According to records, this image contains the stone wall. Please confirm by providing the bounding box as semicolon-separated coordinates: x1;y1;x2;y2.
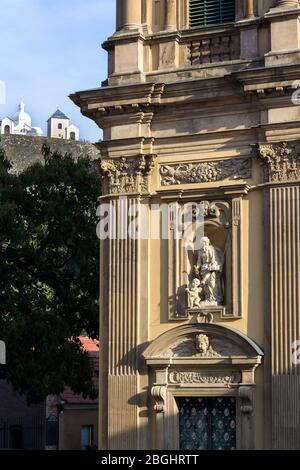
0;135;100;173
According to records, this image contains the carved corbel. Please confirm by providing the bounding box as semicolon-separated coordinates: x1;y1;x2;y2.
239;387;254;416
151;386;167;413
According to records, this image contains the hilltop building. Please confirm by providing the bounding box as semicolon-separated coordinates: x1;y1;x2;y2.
47;109;80;141
0;101;43;136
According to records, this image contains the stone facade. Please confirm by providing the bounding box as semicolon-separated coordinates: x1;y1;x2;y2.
0;134;99;173
71;0;300;450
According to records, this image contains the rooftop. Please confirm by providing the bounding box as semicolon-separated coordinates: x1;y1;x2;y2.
48;109;69;121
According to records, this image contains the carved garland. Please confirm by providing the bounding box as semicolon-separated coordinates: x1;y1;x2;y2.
160;158;251;186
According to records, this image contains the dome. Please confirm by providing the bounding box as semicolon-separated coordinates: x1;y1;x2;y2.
13;101;32;127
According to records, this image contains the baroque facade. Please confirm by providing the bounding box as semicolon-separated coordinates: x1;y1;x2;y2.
71;0;300;450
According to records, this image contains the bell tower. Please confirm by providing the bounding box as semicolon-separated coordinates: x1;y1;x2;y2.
72;0;300;450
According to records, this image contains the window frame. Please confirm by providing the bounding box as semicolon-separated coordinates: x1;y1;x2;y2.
189;0;236;29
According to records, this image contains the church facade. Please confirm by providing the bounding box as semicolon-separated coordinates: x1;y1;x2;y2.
71;0;300;450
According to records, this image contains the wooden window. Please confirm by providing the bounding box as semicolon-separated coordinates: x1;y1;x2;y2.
189;0;235;28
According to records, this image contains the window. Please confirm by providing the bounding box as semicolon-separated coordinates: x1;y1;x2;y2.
81;425;93;450
70;131;76;141
58;123;63;129
46;415;58;447
4;125;10;134
189;0;235;28
10;425;24;450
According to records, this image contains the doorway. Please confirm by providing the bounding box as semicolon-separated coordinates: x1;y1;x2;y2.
177;397;236;450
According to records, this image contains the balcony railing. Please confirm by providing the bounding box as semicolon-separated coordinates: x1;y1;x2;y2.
187;30;240;65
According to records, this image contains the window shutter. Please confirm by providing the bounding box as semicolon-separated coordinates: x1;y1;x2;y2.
189;0;235;28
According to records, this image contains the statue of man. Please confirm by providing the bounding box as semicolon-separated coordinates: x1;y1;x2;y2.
195;236;224;305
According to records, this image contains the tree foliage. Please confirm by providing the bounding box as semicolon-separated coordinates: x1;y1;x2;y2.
0;144;101;403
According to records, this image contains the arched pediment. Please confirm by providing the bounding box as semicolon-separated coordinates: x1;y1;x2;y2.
143;323;263;361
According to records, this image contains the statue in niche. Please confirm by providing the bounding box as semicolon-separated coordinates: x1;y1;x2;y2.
186;279;202;309
194;236;224;306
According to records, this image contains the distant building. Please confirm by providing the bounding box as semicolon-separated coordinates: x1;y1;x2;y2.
0;101;43;137
0;381;46;450
46;337;99;451
0;337;98;451
47;109;80;141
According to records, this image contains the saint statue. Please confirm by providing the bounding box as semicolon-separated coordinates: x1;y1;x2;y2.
194;236;224;306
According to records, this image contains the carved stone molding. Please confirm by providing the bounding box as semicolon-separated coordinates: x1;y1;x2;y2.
100;154;155;195
160;158;251;186
145;324;263;450
151;386;167;413
256;142;300;183
168;371;239;385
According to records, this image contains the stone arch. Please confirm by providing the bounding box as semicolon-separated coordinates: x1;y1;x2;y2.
143;323;263;359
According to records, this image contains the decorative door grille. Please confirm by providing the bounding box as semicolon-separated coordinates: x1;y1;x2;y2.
178;397;236;450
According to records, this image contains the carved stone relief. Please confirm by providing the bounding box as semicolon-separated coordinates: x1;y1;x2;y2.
162;334;243;358
168;371;241;385
100;154;155;195
256;141;300;183
160;158;251;186
195;334;220;357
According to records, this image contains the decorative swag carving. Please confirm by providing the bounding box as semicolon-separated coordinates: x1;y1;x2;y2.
160;158;251;186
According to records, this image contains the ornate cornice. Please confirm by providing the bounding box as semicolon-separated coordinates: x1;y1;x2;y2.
100;154;156;195
256;141;300;183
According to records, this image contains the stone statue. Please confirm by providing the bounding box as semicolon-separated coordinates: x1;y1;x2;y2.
186;278;202;308
195;334;220;357
195;236;224;306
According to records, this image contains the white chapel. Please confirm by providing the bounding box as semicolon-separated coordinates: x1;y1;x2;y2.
0;101;43;136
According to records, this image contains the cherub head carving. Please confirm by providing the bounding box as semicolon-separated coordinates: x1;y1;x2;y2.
195;334;210;354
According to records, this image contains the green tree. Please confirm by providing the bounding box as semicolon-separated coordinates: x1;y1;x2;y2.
0;144;100;404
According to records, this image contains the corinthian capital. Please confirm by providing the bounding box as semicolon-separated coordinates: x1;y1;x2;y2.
256;141;300;183
100;155;155;195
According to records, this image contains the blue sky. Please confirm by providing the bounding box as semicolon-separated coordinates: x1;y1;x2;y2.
0;0;115;142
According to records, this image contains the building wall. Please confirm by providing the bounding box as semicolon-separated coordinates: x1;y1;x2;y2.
59;407;98;450
71;0;300;450
48;118;70;139
0;381;46;450
0;134;100;173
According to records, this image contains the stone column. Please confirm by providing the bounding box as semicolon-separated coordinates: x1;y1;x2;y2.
165;0;177;30
257;142;300;449
276;0;299;7
245;0;255;18
119;0;142;30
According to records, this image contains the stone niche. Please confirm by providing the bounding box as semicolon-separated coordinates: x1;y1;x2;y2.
164;190;247;321
143;323;263;450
